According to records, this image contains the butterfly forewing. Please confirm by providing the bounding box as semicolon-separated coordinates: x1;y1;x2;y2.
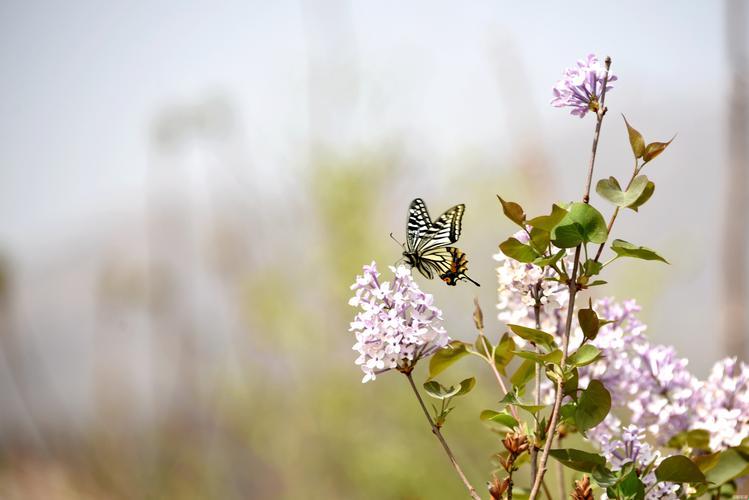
418;204;464;251
406;198;433;251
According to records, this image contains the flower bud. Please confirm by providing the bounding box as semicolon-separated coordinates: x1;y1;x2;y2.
502;431;529;456
487;475;510;500
571;475;594;500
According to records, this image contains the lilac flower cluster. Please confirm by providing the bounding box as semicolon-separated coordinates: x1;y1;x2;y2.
494;230;568;341
695;358;749;450
551;54;617;118
576;298;749;452
578;299;699;444
349;262;449;383
599;425;679;500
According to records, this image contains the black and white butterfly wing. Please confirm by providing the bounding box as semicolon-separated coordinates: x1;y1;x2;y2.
419;204;465;252
406;198;433;252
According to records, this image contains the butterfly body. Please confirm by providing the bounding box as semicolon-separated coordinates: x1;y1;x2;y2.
401;198;479;287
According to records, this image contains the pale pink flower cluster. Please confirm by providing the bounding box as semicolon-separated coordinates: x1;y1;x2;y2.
694;358;749;450
599;425;679;500
493;230;568;341
349;262;449;383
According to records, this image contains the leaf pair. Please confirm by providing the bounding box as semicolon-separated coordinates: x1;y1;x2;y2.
623;115;674;163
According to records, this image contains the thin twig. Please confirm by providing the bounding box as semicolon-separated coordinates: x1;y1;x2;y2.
528;56;612;500
530;283;543;481
404;372;482;500
593;159;640;261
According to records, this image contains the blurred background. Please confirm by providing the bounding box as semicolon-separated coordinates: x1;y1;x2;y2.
0;1;747;498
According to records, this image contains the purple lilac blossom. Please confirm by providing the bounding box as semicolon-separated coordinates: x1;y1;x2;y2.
598;425;679;500
349;262;449;383
579;298;699;445
551;54;617;118
494;229;568;342
694;357;749;450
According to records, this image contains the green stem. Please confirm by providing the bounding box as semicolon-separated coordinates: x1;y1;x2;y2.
404;372;481;500
528;55;612;500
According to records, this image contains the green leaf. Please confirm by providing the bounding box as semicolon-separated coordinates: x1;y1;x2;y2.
643;137;674;163
578;307;601;341
627;180;655;212
507;324;555;349
480;410;519;429
611;239;669;264
575;380;611;432
667;429;711;451
429;341;470;379
551;202;608;248
527;204;568;231
582;259;603;277
655;455;706;484
568;344;602;367
474;334;492;357
618;468;645;500
703;449;749;485
497;195;526;227
596;175;650;207
499;391;546;414
493;333;516;376
499;237;538;263
513;349;563;365
623;115;646;159
529;227;550;254
591;465;618;487
423;380;461;400
562;367;579;397
456;377;476;396
533;249;565;268
510;359;536;389
548;448;607;473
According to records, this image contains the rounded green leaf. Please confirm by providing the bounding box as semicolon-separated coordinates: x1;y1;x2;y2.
455;377;476;396
429;341;470;379
627;180;655;212
499;237;538;263
527;204;568;231
551;202;608;247
575;380;611;432
493;333;516;376
548;448;607;473
596;175;650;208
655;455;706;484
480;410;519;429
507;324;555;348
423;380;461;400
568;344;602;367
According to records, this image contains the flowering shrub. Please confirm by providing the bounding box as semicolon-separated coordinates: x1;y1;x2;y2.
348;55;749;499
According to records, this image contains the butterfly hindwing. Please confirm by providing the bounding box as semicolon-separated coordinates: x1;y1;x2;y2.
438;247;480;287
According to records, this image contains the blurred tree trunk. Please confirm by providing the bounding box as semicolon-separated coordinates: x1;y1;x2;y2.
722;0;748;362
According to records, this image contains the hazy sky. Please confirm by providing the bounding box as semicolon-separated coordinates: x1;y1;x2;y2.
0;1;726;254
0;1;743;374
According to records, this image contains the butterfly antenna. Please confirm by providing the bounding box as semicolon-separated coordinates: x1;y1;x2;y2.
389;232;405;249
464;274;480;287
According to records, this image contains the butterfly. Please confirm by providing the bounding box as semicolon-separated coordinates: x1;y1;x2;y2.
397;198;479;287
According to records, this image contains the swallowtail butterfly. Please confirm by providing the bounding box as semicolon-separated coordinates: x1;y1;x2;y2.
399;198;479;287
